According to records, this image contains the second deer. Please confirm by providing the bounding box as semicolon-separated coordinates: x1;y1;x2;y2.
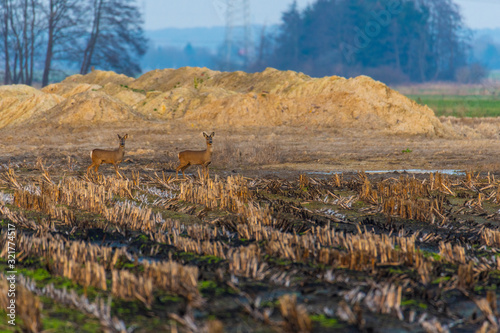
176;132;214;178
87;134;128;178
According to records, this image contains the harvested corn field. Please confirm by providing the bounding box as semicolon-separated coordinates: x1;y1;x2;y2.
1;157;500;332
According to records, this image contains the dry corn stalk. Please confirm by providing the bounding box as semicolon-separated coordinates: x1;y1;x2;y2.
279;294;312;333
112;269;154;307
228;244;268;280
0;276;43;332
143;260;202;305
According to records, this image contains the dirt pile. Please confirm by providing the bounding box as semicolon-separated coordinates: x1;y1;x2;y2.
0;68;448;136
127;67;444;135
42;82;101;98
0;85;65;128
130;67;219;92
60;70;134;87
37;90;142;125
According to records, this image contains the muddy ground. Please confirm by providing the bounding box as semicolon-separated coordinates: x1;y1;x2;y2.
1;122;500;332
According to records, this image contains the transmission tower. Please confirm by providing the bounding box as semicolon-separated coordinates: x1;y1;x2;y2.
223;0;252;70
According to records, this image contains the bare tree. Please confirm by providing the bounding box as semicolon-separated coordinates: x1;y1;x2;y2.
80;0;147;76
1;0;147;85
0;0;39;84
80;0;101;75
41;0;82;86
0;0;13;84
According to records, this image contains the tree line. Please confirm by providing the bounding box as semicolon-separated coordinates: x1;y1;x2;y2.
0;0;147;86
249;0;476;83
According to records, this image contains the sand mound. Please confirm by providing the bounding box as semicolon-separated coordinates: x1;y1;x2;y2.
205;67;312;94
99;83;147;106
37;91;141;125
62;70;134;87
42;79;147;108
42;82;102;98
279;75;443;135
127;67;445;135
0;84;42;98
136;87;233;120
0;85;65;128
130;67;219;92
0;67;449;136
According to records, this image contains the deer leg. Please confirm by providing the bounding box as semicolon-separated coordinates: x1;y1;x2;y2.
87;163;95;176
177;163;190;179
175;164;183;178
181;165;190;179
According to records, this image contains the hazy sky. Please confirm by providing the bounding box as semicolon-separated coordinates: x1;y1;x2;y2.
142;0;500;31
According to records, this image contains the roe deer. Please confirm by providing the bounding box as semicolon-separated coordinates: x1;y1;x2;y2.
87;134;128;178
176;132;214;178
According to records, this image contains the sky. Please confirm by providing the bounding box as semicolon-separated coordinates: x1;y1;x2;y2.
142;0;500;31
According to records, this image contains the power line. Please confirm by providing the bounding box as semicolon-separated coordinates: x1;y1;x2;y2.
224;0;252;70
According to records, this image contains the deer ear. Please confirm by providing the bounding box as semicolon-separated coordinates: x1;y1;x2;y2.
117;134;121;139
123;134;128;139
203;132;208;138
211;132;215;137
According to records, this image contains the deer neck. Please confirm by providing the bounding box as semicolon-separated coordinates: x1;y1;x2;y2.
117;144;125;158
206;143;213;156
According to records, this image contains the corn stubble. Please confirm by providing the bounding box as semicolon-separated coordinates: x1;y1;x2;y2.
1;163;500;332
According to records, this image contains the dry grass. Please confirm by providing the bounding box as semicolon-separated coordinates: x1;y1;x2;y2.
214;136;289;168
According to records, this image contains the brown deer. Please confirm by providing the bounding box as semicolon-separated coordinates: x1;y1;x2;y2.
87;134;128;178
176;132;214;178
